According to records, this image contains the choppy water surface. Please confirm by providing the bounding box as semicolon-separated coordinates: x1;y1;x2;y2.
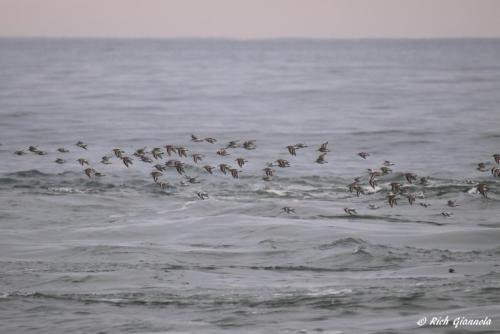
1;38;500;333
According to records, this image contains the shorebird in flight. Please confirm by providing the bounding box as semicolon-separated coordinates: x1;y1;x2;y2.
358;152;370;159
76;141;88;150
122;156;133;167
315;153;328;164
77;158;89;166
318;142;330;153
344;208;357;215
197;191;209;200
236;158;247;168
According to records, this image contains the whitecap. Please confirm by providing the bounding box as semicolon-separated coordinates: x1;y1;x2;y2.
47;187;83;193
306;288;352;297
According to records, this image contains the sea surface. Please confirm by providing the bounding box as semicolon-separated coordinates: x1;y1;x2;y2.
0;38;499;333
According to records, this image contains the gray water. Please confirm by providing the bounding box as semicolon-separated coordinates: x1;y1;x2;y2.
0;38;499;333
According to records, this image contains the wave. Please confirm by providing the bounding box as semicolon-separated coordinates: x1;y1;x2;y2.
6;169;50;178
5;289;354;310
313;215;446;225
349;129;435;137
1;170;497;208
5;241;498;278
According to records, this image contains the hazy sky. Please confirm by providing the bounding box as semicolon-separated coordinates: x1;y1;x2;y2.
1;0;500;38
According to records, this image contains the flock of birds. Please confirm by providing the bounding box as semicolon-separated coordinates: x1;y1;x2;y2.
11;134;499;218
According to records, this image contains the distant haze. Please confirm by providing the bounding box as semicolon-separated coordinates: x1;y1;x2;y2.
1;0;500;38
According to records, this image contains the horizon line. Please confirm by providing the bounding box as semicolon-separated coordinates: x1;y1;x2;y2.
1;35;500;41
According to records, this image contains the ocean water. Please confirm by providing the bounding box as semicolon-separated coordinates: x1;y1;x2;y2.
0;38;499;333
